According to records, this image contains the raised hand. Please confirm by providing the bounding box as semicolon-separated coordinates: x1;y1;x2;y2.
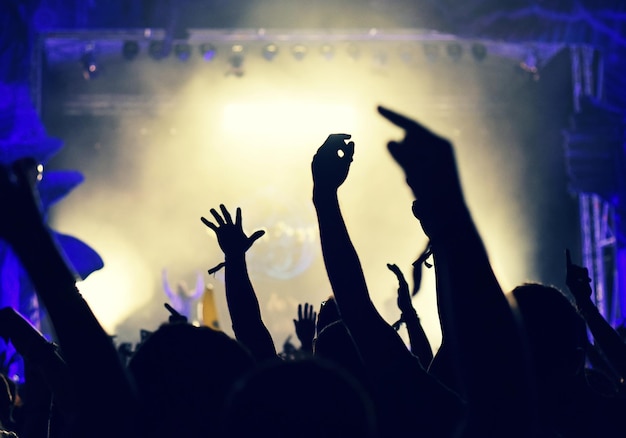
378;106;463;223
311;133;355;194
293;303;317;352
387;264;412;316
565;249;593;304
201;204;265;258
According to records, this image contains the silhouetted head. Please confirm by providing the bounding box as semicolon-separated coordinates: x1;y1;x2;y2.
314;320;368;389
220;357;377;438
316;296;341;337
510;283;586;391
128;323;255;438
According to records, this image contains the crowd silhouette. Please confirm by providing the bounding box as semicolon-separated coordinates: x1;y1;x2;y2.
0;106;625;437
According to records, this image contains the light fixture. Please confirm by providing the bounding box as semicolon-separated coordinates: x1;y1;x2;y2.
346;43;360;61
471;43;487;62
199;43;217;61
174;43;192;61
372;50;388;68
122;41;139;60
423;43;439;62
292;44;307;61
228;45;245;77
263;43;279;61
320;44;334;60
520;50;540;81
398;44;415;64
446;43;463;61
149;40;167;60
81;50;99;80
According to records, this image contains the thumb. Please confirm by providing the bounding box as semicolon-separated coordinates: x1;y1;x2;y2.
387;141;406;166
249;229;265;244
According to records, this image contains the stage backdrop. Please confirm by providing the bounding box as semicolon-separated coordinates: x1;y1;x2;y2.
39;29;578;350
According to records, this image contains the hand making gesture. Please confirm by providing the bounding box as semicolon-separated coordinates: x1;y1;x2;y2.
311;133;355;196
201;204;265;258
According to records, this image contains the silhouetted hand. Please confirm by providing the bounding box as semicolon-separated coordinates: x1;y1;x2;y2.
387;264;412;316
293;303;316;352
311;133;355;194
378;106;463;224
566;249;593;304
201;205;265;258
0;159;44;246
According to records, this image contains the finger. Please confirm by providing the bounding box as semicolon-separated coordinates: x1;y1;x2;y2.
344;141;355;161
328;133;351;141
235;207;242;226
378;106;417;130
220;204;233;224
387;141;406;164
249;229;265;244
298;304;303;320
200;217;218;232
387;263;401;277
304;303;309;318
210;208;225;226
312;311;317;322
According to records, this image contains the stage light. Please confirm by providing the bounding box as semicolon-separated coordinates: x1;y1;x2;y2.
345;43;360;61
263;43;279;61
122;41;139;60
228;45;245;77
423;43;439;62
520;50;540;80
320;44;334;60
149;40;167;60
372;50;388;68
398;44;415;64
471;43;487;62
174;43;192;61
292;44;307;61
199;43;217;61
446;43;463;61
81;50;99;80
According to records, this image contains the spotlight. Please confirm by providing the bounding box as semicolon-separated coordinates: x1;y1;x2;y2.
471;43;487;62
320;44;334;60
446;43;463;61
174;43;192;61
423;43;439;62
520;50;540;81
199;43;217;61
263;43;279;61
372;50;388;68
346;43;360;61
122;41;139;60
228;45;244;77
149;40;167;60
81;50;99;80
291;44;307;61
398;44;415;64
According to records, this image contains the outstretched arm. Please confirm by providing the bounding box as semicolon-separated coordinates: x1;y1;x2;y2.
0;159;141;437
201;204;276;362
387;263;433;367
566;250;626;380
312;134;463;438
379;107;536;437
312;134;410;363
